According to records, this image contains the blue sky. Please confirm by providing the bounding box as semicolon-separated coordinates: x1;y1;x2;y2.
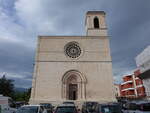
0;0;150;88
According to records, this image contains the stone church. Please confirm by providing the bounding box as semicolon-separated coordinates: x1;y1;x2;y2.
30;11;116;104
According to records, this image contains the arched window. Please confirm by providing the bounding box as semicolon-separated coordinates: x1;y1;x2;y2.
94;17;99;28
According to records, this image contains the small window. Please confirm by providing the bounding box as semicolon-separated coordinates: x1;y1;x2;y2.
94;17;99;28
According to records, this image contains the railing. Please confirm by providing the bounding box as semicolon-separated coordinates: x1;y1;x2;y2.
121;80;133;85
121;88;135;92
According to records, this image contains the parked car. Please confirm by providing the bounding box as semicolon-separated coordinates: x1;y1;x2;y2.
122;102;137;113
95;102;122;113
16;105;47;113
82;101;98;113
136;102;150;113
62;101;75;106
15;101;27;108
54;104;78;113
40;103;53;113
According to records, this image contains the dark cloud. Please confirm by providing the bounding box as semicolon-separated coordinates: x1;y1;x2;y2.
12;77;32;88
0;0;150;87
0;41;34;88
0;41;34;72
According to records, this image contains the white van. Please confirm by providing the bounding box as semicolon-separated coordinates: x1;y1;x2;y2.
0;95;16;113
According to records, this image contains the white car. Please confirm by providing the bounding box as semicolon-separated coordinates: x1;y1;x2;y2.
16;105;47;113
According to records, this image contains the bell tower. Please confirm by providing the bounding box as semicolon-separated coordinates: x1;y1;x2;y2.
85;11;107;36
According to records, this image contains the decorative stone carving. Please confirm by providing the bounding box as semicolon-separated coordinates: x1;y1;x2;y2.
65;42;81;58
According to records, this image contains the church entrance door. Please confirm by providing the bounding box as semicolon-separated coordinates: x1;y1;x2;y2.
69;84;77;100
62;70;87;100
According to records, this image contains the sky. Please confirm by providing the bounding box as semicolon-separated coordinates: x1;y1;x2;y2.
0;0;150;88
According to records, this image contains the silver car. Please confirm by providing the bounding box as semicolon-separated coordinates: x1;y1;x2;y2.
16;105;47;113
54;104;78;113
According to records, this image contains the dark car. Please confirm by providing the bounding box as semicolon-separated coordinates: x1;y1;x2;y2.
82;101;98;113
136;102;150;113
54;104;78;113
95;102;122;113
40;103;53;113
63;101;75;106
122;102;137;113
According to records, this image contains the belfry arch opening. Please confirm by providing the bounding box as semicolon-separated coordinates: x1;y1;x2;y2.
94;17;99;28
62;70;86;100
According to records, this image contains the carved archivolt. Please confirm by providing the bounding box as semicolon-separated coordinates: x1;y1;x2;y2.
62;70;87;84
61;70;87;100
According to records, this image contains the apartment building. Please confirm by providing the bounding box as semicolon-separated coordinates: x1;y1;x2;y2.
114;84;121;97
120;73;145;98
135;45;150;100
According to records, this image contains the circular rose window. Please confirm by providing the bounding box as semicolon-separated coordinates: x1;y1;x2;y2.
65;42;81;58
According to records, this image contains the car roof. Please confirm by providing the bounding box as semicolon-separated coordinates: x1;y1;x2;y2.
40;103;52;105
137;102;150;104
22;105;41;107
99;102;120;106
57;104;75;107
84;101;98;103
63;101;74;103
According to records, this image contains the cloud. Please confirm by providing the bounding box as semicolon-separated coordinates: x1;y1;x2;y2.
0;71;32;88
0;0;150;88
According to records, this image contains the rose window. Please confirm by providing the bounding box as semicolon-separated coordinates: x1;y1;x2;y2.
65;42;81;58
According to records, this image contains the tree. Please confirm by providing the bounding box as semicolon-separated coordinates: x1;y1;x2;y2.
13;88;31;102
0;75;31;102
25;88;31;102
0;75;14;97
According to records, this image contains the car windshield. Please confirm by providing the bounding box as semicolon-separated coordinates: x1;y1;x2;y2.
123;103;137;110
56;106;77;113
16;106;38;113
40;103;52;108
140;103;150;111
101;104;122;113
86;102;97;112
86;102;97;107
109;104;122;113
63;102;74;105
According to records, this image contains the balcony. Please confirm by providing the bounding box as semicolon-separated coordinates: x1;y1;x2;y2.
123;74;132;77
123;76;133;82
136;84;144;88
121;87;135;92
126;94;135;97
121;84;134;89
121;90;135;97
135;77;140;80
121;80;133;85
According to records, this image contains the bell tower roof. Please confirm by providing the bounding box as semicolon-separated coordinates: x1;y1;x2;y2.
86;11;106;15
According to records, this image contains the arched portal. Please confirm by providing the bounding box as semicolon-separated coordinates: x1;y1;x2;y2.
62;70;87;100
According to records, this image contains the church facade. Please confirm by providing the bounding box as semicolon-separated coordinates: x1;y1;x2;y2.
30;11;116;104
